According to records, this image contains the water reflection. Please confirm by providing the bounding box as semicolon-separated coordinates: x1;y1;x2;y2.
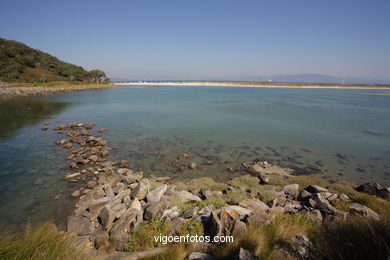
0;98;71;139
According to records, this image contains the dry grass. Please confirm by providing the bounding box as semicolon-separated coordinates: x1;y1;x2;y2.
213;213;317;259
173;177;229;192
0;222;89;260
312;216;390;260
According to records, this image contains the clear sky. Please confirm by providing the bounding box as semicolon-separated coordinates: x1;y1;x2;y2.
0;0;389;80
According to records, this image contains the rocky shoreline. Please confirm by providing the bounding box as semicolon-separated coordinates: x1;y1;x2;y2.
0;83;113;99
45;122;390;260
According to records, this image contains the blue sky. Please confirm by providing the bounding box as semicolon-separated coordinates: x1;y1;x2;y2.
0;0;389;80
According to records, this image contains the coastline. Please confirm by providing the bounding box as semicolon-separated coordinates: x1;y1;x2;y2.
0;82;115;99
114;81;390;89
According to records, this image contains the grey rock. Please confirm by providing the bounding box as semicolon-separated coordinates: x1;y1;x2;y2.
238;198;269;212
146;185;168;204
187;252;214;260
204;211;222;239
144;197;168;220
110;208;142;250
297;190;312;201
67;215;95;235
162;206;180;219
232;220;247;237
70;190;81;198
122;171;143;184
313;192;342;215
246;212;272;226
237;248;256;260
130;178;150;200
349;203;380;220
169;190;202;204
221;206;253;220
100;204;127;231
306;185;328;193
86;180;97;189
128;198;142;212
283;184;299;199
182;206;199;219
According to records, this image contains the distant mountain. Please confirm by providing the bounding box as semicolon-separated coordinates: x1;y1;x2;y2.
229;74;390;85
0;38;108;83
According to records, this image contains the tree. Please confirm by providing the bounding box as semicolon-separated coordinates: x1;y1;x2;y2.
88;69;107;83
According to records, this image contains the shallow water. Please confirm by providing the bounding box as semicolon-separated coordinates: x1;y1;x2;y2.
0;85;389;227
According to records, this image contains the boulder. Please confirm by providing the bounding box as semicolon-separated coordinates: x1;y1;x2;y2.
89;155;99;162
130;178;150;200
67;215;95;235
169;190;201;204
181;206;199;219
313;193;342;215
162;206;180;219
297;190;312;201
100;204;127;231
283;184;299;199
232;220;247;237
146;185;168;204
204;211;222;239
237;248;256;260
117;168;131;175
86;180;97;189
123;171;144;184
221;206;253;220
70;190;81;198
246;212;272;226
187;252;214;260
349;203;380;220
110;208;142;250
305;185;328;193
377;187;390;200
238;198;269;212
128;198;142;212
144;197;168;220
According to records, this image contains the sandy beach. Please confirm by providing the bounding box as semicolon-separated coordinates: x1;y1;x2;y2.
114;81;390;89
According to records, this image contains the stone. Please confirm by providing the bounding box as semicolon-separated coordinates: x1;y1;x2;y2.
118;160;128;168
220;206;253;220
297;190;312;201
123;171;143;184
169;190;202;204
204;211;222;239
89;155;99;162
356;183;382;195
144;197;168;220
232;220;247;237
128;198;142;212
187;252;214;260
70;190;81;198
130;178;150;200
283;184;299;199
64;172;81;179
237;248;256;260
162;206;180;219
63;143;73;149
313;193;342;216
290;234;313;259
306;185;328;193
189;162;197;169
246;212;272;226
238;198;269;212
146;185;168;204
338;193;350;201
349;203;380;220
110;208;142;250
181;206;199;219
117;168;131;175
67;215;95;235
86;180;97;189
302;209;323;224
100;204;127;231
377;187;390;200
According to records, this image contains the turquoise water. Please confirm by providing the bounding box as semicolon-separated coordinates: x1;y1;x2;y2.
0;85;389;227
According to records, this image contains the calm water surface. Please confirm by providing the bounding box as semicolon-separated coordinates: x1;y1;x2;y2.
0;86;389;227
